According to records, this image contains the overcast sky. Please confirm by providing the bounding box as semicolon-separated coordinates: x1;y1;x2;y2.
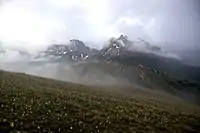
0;0;200;51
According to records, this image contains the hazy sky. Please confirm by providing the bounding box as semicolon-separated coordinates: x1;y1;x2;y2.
0;0;200;51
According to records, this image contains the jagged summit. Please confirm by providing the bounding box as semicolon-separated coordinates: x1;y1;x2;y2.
41;35;170;61
0;35;171;63
44;39;97;61
100;35;129;58
108;35;132;48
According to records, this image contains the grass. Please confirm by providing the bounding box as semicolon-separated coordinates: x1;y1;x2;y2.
0;70;200;133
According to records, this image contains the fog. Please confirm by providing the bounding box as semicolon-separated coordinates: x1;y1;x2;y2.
0;0;200;52
0;59;134;86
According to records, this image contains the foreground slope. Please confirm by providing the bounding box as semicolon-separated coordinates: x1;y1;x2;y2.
0;71;200;133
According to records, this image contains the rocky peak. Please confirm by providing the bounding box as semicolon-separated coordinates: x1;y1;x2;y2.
117;35;128;43
100;35;131;58
69;39;84;50
117;35;132;47
69;39;91;54
43;39;98;61
45;44;68;56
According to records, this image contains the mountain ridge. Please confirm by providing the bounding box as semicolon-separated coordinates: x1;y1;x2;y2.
1;35;200;82
0;35;200;104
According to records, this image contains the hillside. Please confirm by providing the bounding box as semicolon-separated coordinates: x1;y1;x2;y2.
0;70;200;133
52;61;200;104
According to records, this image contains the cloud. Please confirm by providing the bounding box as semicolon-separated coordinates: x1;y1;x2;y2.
0;0;199;51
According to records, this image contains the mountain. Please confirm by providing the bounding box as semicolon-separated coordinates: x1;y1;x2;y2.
41;35;169;60
41;39;98;61
39;35;200;82
1;35;200;104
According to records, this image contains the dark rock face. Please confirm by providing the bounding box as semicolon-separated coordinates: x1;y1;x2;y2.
69;39;91;54
98;35;133;59
44;39;98;61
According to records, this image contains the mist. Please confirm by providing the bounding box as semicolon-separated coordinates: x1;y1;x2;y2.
0;59;133;87
0;0;200;83
0;0;200;52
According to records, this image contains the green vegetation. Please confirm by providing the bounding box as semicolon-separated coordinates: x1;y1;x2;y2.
0;70;200;133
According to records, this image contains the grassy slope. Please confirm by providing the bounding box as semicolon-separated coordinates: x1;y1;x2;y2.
0;70;200;133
